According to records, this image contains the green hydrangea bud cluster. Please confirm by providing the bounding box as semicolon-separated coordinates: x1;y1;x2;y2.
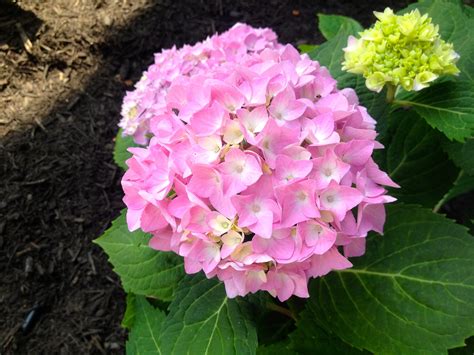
342;8;460;93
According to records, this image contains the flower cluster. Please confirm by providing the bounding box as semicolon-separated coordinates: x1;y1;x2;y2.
120;24;280;144
342;8;459;92
122;24;397;301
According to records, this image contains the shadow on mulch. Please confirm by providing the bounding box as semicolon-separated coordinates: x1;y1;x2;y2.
0;0;42;49
1;0;415;353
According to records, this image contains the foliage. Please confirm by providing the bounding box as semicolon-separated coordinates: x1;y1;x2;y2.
159;275;258;355
377;109;458;207
317;13;363;41
95;211;185;301
307;204;474;354
100;1;474;354
113;129;139;170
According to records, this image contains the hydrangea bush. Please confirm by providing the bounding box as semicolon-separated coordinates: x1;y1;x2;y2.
97;2;474;354
120;24;398;301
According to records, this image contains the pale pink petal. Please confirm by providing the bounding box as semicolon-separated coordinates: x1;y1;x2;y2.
210;80;245;113
319;181;363;221
149;227;174;251
274;155;313;185
298;220;337;254
276;180;320;228
344;237;366;258
268;86;307;123
190;102;226;136
307;247;352;277
187;165;223;198
335;140;375;166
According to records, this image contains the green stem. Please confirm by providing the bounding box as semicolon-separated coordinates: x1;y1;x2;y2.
392;99;413;108
433;170;464;213
266;302;297;321
386;84;397;104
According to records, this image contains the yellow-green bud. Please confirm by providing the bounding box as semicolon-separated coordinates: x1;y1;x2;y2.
342;8;460;93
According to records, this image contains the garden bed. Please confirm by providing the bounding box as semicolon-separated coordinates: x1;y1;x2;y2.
2;0;438;353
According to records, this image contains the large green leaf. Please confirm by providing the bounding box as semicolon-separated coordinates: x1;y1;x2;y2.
159;274;258;355
317;14;363;41
308;23;351;78
257;340;293;355
122;293;137;329
401;0;474;82
450;336;474;355
465;4;474;19
378;109;458;207
307;204;474;354
113;129;140;170
297;44;318;54
288;307;367;355
309;24;387;120
394;81;474;142
443;138;474;175
95;211;184;301
126;296;166;355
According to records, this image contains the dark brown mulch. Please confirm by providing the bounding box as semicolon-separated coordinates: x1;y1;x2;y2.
1;0;419;353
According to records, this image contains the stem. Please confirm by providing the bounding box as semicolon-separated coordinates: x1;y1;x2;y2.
266;302;297;321
386;84;396;104
392;99;413;108
433;170;464;213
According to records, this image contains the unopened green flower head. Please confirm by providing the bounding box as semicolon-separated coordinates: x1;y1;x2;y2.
342;8;460;93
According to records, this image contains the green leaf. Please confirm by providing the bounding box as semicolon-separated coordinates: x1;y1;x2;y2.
465;5;474;19
255;309;294;346
450;336;474;354
126;296;165;355
297;44;318;54
309;24;355;81
443;138;474;175
378;109;458;207
309;24;387;119
257;339;293;355
317;14;363;41
122;293;136;329
400;1;474;82
308;204;474;354
113;129;139;170
95;211;184;301
394;81;474;142
289;307;367;355
159;274;258;355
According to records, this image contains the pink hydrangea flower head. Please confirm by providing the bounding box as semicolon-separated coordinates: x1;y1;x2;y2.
121;25;396;301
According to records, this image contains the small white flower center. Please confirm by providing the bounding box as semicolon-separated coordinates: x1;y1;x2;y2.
252;204;261;213
311;224;323;236
127;105;138;119
297;191;307;202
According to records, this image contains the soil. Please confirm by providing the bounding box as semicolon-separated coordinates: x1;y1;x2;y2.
6;0;462;353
